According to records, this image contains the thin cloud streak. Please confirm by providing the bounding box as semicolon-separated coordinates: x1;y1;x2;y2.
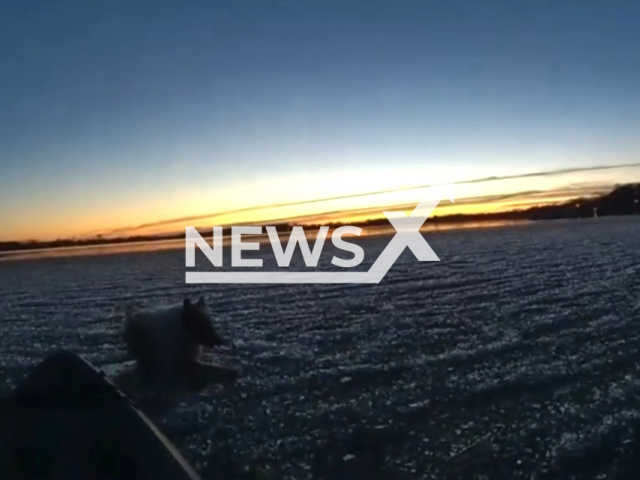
102;162;640;236
260;184;611;227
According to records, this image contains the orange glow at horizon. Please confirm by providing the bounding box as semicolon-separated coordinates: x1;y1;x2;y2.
2;164;636;243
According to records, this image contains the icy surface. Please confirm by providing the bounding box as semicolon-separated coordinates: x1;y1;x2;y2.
1;217;640;479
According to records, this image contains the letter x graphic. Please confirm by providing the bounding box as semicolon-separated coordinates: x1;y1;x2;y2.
366;182;455;281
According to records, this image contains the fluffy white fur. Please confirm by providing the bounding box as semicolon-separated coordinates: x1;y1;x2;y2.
123;303;197;383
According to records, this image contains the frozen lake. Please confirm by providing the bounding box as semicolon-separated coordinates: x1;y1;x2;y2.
1;217;640;479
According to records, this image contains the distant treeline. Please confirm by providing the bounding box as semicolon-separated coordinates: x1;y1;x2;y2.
351;182;640;227
2;183;639;254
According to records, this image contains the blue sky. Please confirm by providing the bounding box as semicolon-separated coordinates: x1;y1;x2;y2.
1;0;639;241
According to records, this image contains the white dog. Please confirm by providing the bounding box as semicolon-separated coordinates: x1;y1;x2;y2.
122;297;223;387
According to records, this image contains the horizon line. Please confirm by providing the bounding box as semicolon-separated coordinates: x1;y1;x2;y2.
96;162;640;238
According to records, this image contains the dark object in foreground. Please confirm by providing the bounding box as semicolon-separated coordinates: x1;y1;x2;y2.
0;351;202;480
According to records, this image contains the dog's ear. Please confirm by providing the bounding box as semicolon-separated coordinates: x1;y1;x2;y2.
197;297;205;308
181;300;197;332
182;299;194;327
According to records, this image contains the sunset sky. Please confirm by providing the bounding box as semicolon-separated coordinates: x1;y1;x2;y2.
1;0;639;242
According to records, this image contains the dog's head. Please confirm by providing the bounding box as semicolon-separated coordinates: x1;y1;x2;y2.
181;297;223;347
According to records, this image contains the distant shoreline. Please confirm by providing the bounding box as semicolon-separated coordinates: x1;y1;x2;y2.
0;217;533;256
0;219;531;262
2;215;640;263
1;183;638;256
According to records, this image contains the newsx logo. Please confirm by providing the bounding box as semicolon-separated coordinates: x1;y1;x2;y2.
185;182;454;284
